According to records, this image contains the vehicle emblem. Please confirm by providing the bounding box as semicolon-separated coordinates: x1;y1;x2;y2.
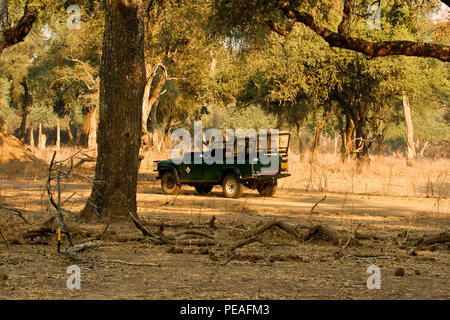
186;166;191;174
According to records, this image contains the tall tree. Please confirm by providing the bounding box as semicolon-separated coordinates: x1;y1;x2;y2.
402;91;416;166
0;0;39;133
80;0;146;220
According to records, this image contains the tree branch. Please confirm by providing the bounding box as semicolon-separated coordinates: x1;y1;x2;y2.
266;20;291;37
275;0;450;62
3;0;38;50
338;0;354;34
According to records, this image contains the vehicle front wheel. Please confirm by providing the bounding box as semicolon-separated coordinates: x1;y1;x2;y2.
222;174;244;199
161;171;180;195
257;181;278;197
194;185;214;195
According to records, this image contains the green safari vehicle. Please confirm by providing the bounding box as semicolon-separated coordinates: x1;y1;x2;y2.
154;131;291;198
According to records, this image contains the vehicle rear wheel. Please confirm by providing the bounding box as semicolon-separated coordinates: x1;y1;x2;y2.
222;174;244;199
257;181;278;197
161;171;180;195
194;185;214;195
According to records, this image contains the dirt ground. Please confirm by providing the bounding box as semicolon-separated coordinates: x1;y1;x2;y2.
0;153;449;300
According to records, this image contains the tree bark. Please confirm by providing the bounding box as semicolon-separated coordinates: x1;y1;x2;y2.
294;120;306;161
0;0;8;53
18;80;31;142
342;112;355;162
80;0;146;220
55;118;60;150
309;105;331;163
150;99;159;148
88;107;97;149
375;133;385;158
28;124;34;147
402;91;416;166
139;71;166;162
67;121;73;142
0;109;6;133
37;122;46;150
79;106;96;148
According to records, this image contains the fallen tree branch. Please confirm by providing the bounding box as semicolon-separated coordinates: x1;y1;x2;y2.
104;259;160;267
0;204;30;224
62;240;102;253
416;231;450;246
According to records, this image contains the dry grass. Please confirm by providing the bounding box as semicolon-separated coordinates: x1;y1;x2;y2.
26;145;450;200
285;152;449;199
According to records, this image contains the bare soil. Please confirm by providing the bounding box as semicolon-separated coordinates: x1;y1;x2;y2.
0;154;449;300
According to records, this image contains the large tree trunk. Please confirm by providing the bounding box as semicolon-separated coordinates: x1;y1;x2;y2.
80;0;145;220
402;91;416;166
309;105;331;163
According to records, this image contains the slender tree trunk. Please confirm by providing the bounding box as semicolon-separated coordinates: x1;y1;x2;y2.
55;118;60;150
79;106;96;148
19;80;31;142
334;134;338;157
67;121;73;142
343;112;355;162
28;124;34;147
139;65;153;160
139;72;166;161
309;105;331;163
80;0;146;220
354;123;370;165
375;133;385;158
38;122;46;150
295;120;306;161
402;91;416;166
150;99;159;148
88;107;97;149
0;109;6;133
19;106;28;142
0;0;8;54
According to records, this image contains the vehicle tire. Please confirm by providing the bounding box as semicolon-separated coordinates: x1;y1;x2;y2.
194;185;214;195
257;181;278;197
222;174;244;199
161;171;180;195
